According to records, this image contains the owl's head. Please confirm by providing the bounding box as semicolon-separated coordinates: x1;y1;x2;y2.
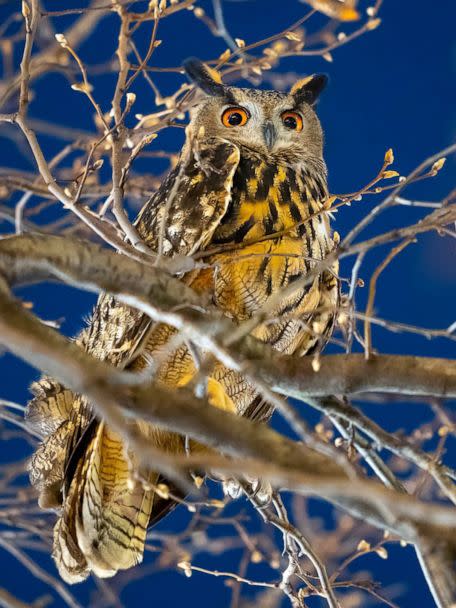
183;58;327;165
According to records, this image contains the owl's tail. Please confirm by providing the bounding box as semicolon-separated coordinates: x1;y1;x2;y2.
27;379;162;583
53;421;156;584
27;373;235;583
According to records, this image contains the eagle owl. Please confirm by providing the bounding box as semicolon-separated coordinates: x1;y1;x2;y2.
26;59;339;583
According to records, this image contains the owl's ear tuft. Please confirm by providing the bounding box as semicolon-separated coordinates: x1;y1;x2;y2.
290;74;328;106
183;58;226;97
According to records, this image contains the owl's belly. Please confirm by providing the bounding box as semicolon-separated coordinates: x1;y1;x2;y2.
210;233;333;354
211;236;308;320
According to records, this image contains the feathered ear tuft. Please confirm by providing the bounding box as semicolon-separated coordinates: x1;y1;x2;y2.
290;74;328;106
183;57;226;97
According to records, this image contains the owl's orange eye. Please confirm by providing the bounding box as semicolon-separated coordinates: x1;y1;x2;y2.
221;107;250;127
281;111;303;132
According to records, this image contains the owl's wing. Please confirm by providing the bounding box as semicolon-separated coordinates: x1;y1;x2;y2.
25;307;151;510
27;137;240;583
136;136;240;256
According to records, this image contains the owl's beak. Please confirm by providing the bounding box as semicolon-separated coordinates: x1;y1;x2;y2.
262;122;276;150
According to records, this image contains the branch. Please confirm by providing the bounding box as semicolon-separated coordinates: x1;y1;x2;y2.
0;238;455;556
1;235;455;400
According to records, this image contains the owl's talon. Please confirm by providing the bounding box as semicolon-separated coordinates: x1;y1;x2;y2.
222;478;243;500
247;477;273;506
220;475;272;506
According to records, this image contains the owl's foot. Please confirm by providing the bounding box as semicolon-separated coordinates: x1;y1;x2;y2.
246;477;274;506
222;476;273;506
222;478;243;500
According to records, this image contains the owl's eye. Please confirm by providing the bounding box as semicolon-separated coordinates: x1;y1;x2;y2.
281;111;303;132
221;107;250;127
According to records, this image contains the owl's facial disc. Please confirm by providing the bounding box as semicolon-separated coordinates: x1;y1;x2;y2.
215;100;308;154
184;58;326;161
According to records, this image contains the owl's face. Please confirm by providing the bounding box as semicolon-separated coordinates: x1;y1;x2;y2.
184;60;327;166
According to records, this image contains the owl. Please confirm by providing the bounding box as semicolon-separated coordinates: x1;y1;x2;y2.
26;59;340;583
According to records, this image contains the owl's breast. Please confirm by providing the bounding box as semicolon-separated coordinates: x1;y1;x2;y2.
211;237;308;319
195;159;337;355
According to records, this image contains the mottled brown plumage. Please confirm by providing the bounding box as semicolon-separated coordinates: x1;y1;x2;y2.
26;59;339;583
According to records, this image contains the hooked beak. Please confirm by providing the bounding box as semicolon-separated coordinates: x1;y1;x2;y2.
262;121;276;150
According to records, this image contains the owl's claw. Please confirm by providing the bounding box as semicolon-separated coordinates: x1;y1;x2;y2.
222;478;243;500
249;477;273;506
221;475;273;506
